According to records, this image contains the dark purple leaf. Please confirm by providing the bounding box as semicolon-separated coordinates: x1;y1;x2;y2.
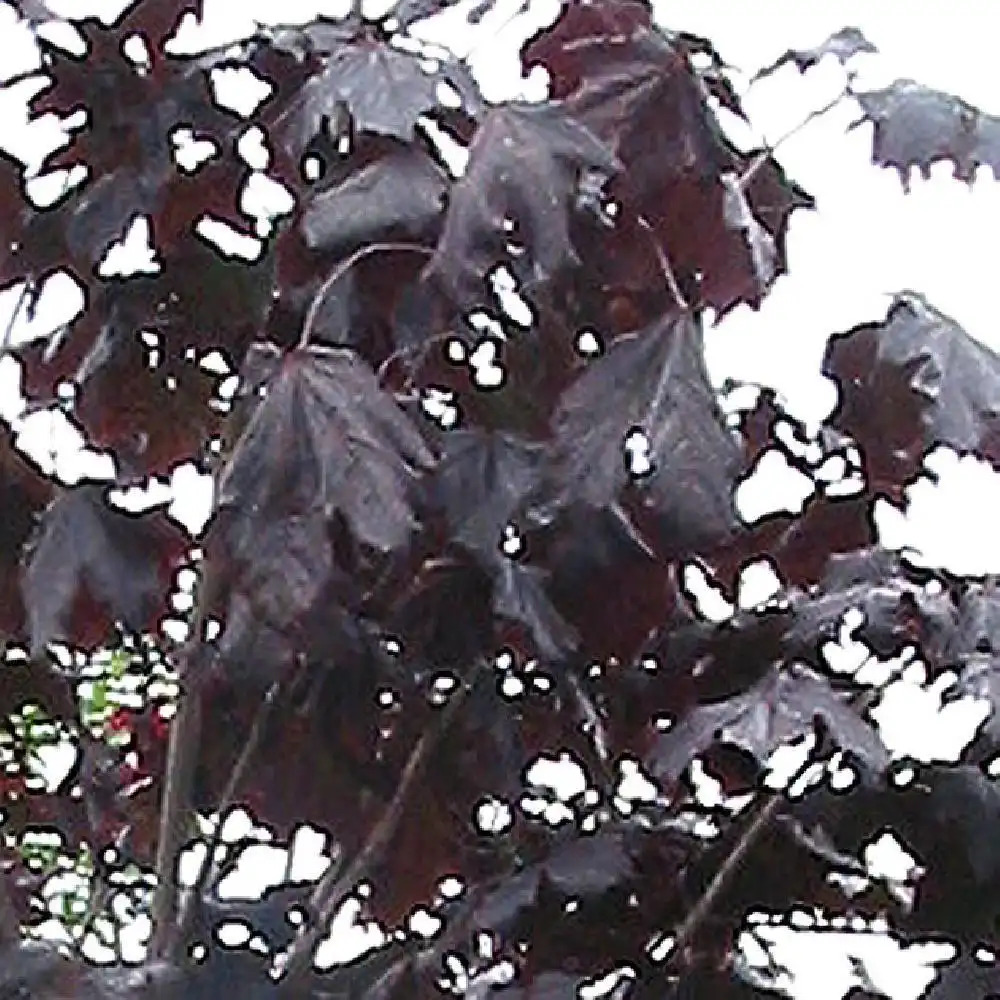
432;429;542;556
648;663;888;780
492;560;577;660
426;103;619;300
217;342;434;552
785;546;956;658
538;312;741;546
301;146;448;253
823;292;1000;483
504;971;583;1000
850;79;1000;187
475;829;634;930
930;767;1000;883
22;486;184;654
924;950;1000;1000
751;26;877;82
272;28;445;150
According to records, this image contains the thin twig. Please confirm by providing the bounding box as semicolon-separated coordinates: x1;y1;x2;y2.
1;281;32;355
148;559;221;959
279;671;478;987
776;815;868;876
0;873;20;945
297;242;432;351
669;793;783;968
737;90;847;190
566;669;614;788
73;876;113;959
148;682;202;959
666;686;877;984
167;679;283;960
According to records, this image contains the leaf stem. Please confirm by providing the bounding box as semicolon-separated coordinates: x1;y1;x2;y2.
566;669;614;787
279;669;477;987
1;280;32;354
635;216;688;311
297;242;432;351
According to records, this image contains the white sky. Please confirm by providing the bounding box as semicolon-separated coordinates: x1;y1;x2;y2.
1;2;999;997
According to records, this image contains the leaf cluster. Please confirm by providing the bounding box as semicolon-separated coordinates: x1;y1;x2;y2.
0;4;999;999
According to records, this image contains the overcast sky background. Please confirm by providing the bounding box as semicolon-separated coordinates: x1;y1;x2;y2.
0;2;999;997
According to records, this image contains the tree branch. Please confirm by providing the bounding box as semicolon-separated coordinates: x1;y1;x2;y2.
148;676;202;959
668;793;782;972
0;873;20;946
737;89;847;190
279;669;478;987
167;679;283;960
666;688;877;985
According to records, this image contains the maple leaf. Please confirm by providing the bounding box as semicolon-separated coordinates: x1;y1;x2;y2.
929;766;1000;884
217;343;434;553
751;26;877;82
431;429;542;556
720;171;778;294
561;27;723;179
537;312;741;546
664;29;747;119
301;146;448;253
924;951;1000;1000
946;584;1000;658
648;663;888;781
270;22;447;151
492;560;577;660
849;79;1000;187
527;3;811;315
21;487;184;655
427;102;619;301
232;512;333;629
545;505;682;665
932;583;1000;747
785;546;956;658
823;292;1000;484
475;828;634;930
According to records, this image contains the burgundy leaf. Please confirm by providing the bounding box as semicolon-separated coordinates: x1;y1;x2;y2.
930;766;1000;883
476;829;634;930
923;951;1000;1000
946;583;1000;658
271;26;445;151
491;560;577;661
823;292;1000;484
527;1;812;315
785;546;956;658
432;428;542;556
234;512;333;629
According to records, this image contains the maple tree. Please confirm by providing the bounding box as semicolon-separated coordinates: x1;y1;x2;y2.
0;1;999;998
